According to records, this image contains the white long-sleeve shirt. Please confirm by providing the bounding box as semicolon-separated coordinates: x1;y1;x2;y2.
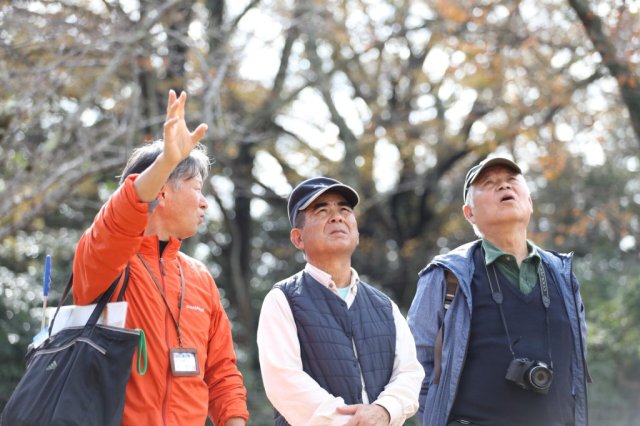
257;263;424;426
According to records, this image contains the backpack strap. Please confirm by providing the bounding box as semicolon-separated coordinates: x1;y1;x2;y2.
433;269;459;385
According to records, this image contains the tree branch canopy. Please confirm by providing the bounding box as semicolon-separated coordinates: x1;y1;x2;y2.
568;0;640;143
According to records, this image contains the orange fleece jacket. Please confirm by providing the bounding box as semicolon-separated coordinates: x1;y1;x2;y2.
73;176;249;425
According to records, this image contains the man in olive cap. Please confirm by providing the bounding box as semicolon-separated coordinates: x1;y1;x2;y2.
258;177;424;425
408;156;589;426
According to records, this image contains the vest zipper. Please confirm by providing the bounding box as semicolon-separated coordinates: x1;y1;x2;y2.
351;342;367;403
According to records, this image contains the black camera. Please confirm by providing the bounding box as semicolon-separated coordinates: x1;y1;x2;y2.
505;358;553;394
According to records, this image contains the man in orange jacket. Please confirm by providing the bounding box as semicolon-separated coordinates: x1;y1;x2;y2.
73;90;249;425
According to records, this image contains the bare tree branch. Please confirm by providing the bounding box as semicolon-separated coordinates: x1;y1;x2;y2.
568;0;640;143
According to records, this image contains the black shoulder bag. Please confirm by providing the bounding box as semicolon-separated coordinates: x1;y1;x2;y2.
1;266;147;426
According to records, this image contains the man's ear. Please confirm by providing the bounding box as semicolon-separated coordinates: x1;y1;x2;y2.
290;228;304;250
156;184;169;206
462;204;475;225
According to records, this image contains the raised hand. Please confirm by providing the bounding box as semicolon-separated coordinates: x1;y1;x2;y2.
132;90;209;203
162;90;208;167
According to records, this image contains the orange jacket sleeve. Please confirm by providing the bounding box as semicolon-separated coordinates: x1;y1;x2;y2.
73;176;149;304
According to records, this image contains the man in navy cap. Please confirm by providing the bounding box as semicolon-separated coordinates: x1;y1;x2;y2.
408;156;589;426
258;177;424;425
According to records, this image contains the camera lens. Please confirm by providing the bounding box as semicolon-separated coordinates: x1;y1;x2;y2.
528;364;553;390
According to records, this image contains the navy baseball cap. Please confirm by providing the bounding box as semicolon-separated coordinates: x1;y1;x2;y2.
287;177;360;227
463;156;521;203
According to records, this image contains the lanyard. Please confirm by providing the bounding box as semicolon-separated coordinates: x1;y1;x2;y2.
137;253;186;347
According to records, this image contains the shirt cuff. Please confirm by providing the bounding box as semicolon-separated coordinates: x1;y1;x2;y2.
374;396;402;426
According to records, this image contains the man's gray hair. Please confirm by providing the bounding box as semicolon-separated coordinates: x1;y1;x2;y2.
464;186;484;238
118;140;210;186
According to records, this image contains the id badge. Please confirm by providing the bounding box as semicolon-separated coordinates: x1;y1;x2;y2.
169;347;200;376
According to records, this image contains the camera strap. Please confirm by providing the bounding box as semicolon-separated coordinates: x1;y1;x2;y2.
537;262;554;368
483;255;554;368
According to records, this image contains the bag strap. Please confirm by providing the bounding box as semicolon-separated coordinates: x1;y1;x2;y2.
433;269;459;385
48;265;130;338
116;266;131;302
84;265;130;332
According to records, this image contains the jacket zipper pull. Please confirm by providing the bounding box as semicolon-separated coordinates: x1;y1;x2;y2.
159;258;166;276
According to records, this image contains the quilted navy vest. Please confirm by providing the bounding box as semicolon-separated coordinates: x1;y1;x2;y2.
273;271;396;425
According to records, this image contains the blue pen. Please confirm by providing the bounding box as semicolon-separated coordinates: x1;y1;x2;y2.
41;255;51;330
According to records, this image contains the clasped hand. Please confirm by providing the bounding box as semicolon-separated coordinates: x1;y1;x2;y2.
337;403;390;426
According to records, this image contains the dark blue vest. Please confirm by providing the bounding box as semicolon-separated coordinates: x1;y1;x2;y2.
450;246;574;426
273;271;396;425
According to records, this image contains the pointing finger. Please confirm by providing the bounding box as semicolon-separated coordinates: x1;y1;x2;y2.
166;99;181;121
176;91;187;119
166;90;177;116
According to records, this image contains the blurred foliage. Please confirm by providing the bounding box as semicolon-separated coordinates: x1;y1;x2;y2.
1;0;639;424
